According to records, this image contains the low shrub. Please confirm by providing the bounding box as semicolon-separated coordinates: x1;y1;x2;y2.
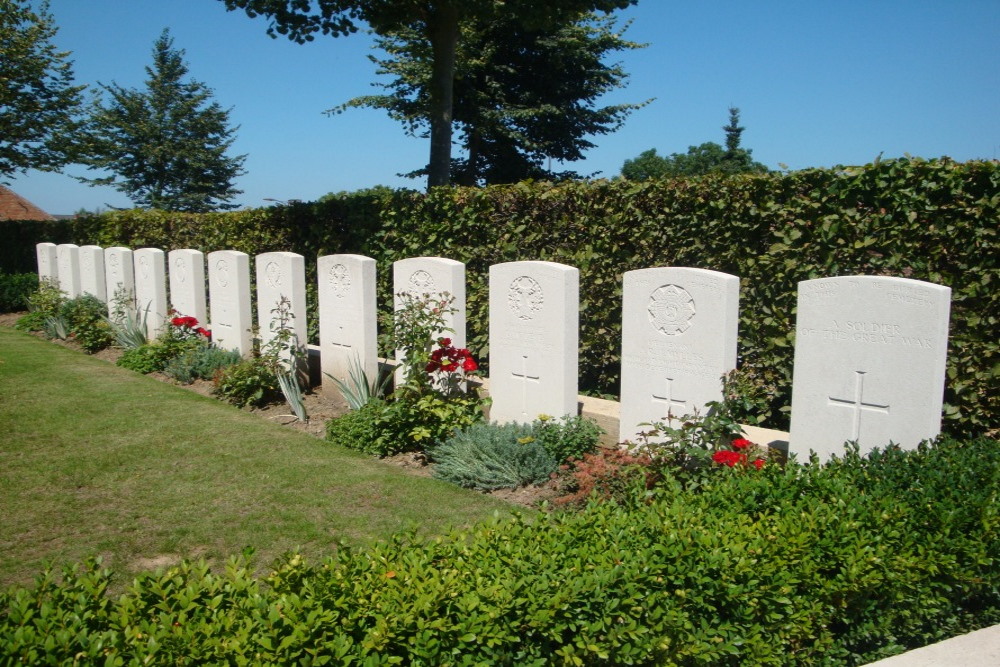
0;272;38;312
59;294;113;353
530;413;603;463
1;437;996;664
116;343;174;375
212;355;281;408
15;280;64;332
325;399;390;456
552;447;658;507
163;344;242;384
430;421;558;491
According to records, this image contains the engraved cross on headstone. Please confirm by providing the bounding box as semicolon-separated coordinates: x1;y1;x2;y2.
511;355;541;417
652;376;687;419
828;370;890;441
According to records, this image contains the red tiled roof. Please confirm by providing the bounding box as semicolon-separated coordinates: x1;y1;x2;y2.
0;186;55;221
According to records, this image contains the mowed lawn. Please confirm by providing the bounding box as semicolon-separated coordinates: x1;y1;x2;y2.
0;327;513;588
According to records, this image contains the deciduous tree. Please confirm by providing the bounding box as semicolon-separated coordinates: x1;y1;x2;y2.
219;0;637;189
80;29;246;211
0;0;86;180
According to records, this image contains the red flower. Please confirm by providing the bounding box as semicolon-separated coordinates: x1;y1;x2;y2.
195;327;211;338
170;316;185;327
752;458;765;470
731;438;753;450
438;337;452;347
462;357;478;372
712;450;746;467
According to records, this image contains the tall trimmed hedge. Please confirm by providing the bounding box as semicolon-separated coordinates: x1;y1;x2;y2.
3;158;996;437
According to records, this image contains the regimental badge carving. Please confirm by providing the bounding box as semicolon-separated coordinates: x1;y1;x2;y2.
408;269;436;294
265;261;281;289
108;253;119;270
329;263;351;298
138;256;150;280
508;276;544;320
648;284;696;335
174;257;187;283
216;259;230;288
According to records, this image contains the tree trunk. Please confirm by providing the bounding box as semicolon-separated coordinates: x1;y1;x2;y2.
426;5;460;189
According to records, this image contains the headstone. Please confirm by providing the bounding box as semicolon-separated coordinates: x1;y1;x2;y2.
789;276;951;460
255;252;307;366
133;248;168;338
168;249;208;325
619;267;740;443
78;245;107;302
104;247;135;316
318;254;378;392
56;244;81;298
36;243;58;285
489;261;579;424
208;250;252;355
393;256;466;384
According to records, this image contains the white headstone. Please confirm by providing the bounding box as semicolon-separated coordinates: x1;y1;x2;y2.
789;276;951;460
208;250;252;355
489;261;579;424
256;252;307;367
104;247;135;316
36;243;58;284
56;244;81;298
78;245;107;302
318;254;378;392
133;248;168;338
168;249;208;325
619;267;740;443
393;256;466;384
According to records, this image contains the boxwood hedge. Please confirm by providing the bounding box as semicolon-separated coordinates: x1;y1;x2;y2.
2;158;996;437
2;437;997;664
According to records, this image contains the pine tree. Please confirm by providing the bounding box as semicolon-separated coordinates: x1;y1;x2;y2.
80;29;246;211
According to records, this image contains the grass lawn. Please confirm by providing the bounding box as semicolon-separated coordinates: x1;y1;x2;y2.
0;327;513;589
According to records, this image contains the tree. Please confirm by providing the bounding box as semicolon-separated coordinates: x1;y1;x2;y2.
621;107;768;180
219;0;637;189
340;12;647;185
0;0;86;180
79;29;246;211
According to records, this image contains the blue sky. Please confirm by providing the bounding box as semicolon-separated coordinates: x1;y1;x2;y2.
9;0;1000;214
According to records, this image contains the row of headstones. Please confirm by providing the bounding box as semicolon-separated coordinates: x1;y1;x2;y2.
37;243;951;461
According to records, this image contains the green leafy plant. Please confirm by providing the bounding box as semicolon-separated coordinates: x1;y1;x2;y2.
530;413;603;464
42;313;68;340
15;279;64;332
116;342;173;374
59;294;113;353
260;296;309;421
430;421;557;491
325;399;390;456
212;355;282;408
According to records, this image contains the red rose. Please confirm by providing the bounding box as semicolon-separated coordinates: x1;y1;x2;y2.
195;327;210;338
752;458;765;470
425;361;439;373
171;317;184;326
438;337;452;347
462;357;478;372
712;450;742;467
731;438;753;450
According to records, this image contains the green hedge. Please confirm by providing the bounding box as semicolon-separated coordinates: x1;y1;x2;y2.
3;159;996;437
3;437;998;664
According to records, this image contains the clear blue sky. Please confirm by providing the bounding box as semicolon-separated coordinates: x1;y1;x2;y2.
9;0;1000;215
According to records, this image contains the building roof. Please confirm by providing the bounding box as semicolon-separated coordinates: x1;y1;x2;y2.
0;185;55;221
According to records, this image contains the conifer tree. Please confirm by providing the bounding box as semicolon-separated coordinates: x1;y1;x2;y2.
80;29;246;211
